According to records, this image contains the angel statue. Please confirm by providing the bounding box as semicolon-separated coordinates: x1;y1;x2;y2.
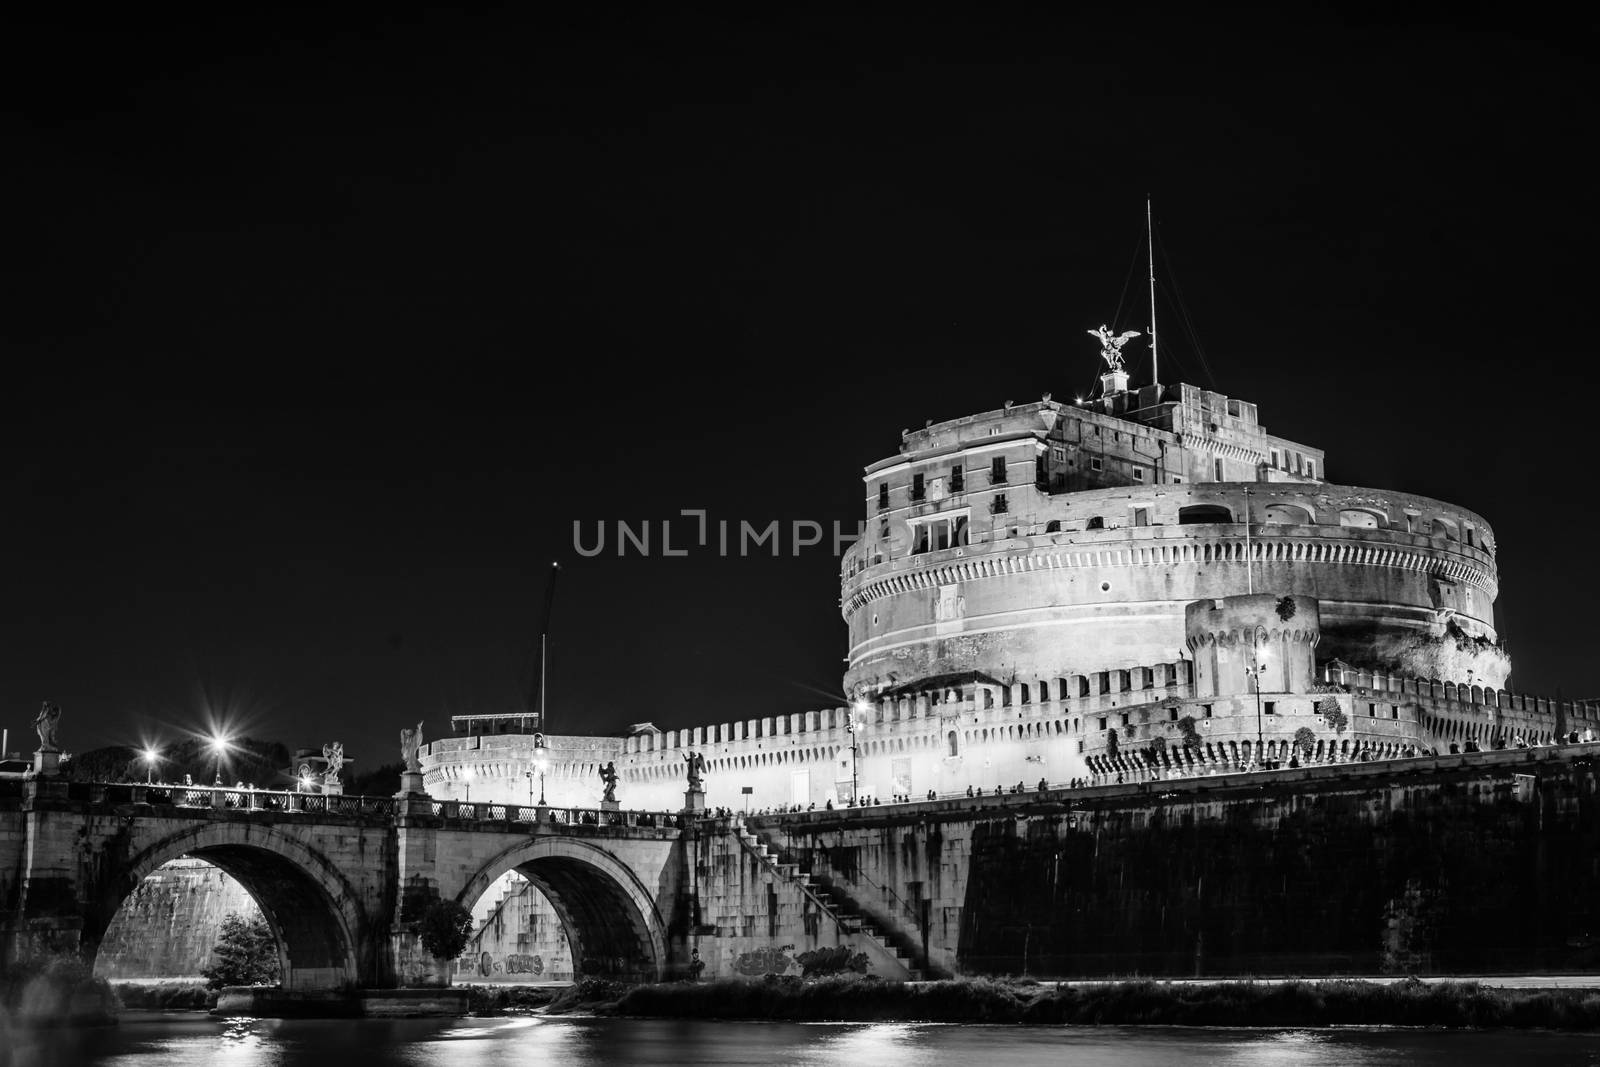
322;741;346;787
400;721;424;773
684;750;706;790
1087;324;1142;371
599;761;619;803
34;701;62;751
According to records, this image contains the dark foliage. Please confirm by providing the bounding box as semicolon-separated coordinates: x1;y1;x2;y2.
201;912;280;989
418;898;474;961
69;737;294;788
795;946;869;977
348;760;405;797
597;976;1600;1029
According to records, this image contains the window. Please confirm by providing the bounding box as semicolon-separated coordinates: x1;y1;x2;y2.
947;730;959;757
1179;505;1233;524
1131;507;1149;528
1120;713;1130;726
1091;456;1103;471
1045;520;1061;533
1391;705;1400;719
1172;475;1184;484
1264;701;1276;716
1368;703;1377;718
879;523;889;541
1051;447;1065;462
990;457;1007;484
1168;707;1178;721
1133;467;1144;482
951;465;964;492
991;494;1009;514
1098;717;1107;731
1305;460;1315;479
1227;399;1241;418
911;473;925;501
987;427;1001;436
1214;458;1225;480
1270;449;1280;468
913;526;930;554
1086;516;1104;530
1202;704;1213;718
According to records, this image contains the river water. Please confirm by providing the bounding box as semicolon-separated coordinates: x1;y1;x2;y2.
16;1014;1600;1067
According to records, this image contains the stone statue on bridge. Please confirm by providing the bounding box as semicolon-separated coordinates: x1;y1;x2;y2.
322;742;345;787
400;721;424;773
600;761;618;803
34;701;62;752
685;751;706;790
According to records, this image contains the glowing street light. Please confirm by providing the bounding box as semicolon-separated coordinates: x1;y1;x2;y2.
463;765;475;805
849;700;871;805
141;746;161;785
533;735;548;807
207;733;233;786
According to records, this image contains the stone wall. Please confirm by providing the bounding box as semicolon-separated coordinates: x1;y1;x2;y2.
755;745;1600;977
95;858;260;978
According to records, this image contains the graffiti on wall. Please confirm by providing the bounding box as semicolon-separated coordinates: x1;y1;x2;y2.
734;945;797;976
477;951;545;977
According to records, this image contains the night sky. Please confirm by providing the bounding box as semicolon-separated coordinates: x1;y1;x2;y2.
4;9;1593;770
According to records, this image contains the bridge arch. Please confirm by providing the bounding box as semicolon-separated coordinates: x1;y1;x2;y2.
457;837;667;982
90;822;368;991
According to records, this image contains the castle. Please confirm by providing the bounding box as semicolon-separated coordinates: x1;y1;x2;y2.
420;348;1597;817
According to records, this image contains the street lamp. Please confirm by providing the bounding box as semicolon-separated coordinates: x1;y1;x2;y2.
141;746;161;784
463;765;474;805
533;739;548;806
849;700;870;805
207;733;232;786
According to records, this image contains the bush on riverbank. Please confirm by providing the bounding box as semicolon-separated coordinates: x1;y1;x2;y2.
112;979;216;1011
599;975;1600;1029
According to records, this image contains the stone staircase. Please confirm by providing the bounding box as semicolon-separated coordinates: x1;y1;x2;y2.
732;823;921;980
748;825;946;980
469;874;530;951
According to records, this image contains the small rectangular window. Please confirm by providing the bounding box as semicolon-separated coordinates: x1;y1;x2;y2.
1214;458;1225;480
911;473;925;501
878;483;889;510
1098;717;1107;731
990;457;1007;484
1120;713;1130;726
1172;475;1184;484
1051;447;1065;462
1264;701;1276;716
992;493;1009;515
1368;703;1377;718
1132;507;1149;528
1203;704;1213;718
1091;457;1103;472
1133;467;1144;482
951;465;964;492
1168;707;1178;721
1270;449;1280;468
1391;705;1400;719
987;427;1001;436
1305;460;1315;479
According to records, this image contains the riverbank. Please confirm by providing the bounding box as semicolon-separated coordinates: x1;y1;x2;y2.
545;975;1600;1029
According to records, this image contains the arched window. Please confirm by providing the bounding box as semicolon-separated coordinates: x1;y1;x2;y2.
1338;508;1383;529
947;730;959;757
1044;520;1061;533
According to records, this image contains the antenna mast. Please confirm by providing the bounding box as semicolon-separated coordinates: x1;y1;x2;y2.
1146;197;1159;389
531;561;560;733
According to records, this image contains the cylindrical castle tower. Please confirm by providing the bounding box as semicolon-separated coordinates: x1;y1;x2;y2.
1185;594;1321;698
841;383;1508;703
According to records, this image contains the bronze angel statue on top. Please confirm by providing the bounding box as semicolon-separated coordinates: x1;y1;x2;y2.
1088;324;1142;371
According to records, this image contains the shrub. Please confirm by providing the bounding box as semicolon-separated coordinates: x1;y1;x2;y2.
418;898;474;961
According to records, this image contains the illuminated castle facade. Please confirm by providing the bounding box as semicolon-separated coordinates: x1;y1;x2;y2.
422;360;1593;813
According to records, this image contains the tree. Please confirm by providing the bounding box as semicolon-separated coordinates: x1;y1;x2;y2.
418;898;474;961
1177;715;1202;750
201;912;280;989
1105;728;1119;759
1293;727;1317;759
348;760;405;797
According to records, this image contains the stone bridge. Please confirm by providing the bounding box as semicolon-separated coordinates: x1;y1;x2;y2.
0;773;919;1003
13;742;1600;1004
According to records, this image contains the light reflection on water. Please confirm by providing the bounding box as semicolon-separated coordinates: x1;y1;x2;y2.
14;1015;1600;1067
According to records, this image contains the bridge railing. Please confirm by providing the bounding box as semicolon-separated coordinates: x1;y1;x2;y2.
52;781;397;816
431;800;685;830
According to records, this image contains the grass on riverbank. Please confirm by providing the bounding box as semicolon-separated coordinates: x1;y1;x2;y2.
571;975;1600;1029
